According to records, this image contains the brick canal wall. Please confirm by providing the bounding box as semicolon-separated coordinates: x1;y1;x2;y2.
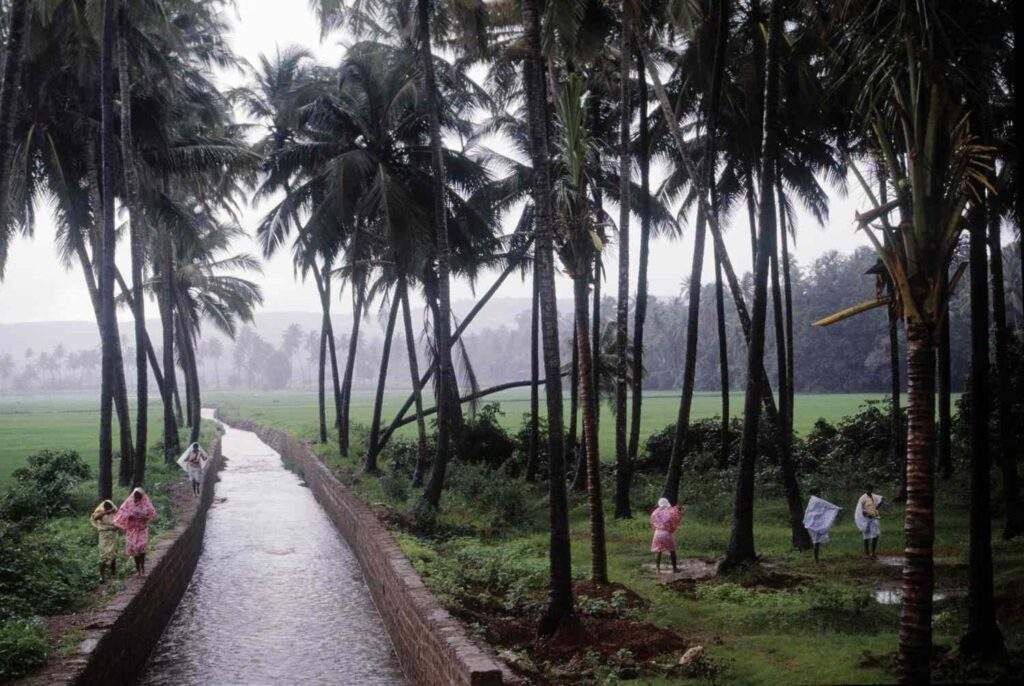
21;436;225;686
218;413;514;686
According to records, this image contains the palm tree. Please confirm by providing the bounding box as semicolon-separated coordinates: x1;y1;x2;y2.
366;288;401;473
519;0;576;636
612;0;633;520
825;2;1002;678
959;197;1005;660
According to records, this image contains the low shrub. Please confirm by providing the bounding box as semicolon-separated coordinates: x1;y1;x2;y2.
0;522;96;621
1;449;91;524
0;617;49;681
510;413;550;480
425;538;549;610
455;404;516;471
379;469;411;504
447;462;531;535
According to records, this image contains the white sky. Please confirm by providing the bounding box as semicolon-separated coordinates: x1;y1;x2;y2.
0;0;869;325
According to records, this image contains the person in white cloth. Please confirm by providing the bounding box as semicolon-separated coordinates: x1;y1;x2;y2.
177;442;210;496
854;486;884;559
803;493;841;562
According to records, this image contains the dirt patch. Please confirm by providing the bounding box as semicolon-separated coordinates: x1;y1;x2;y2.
573;580;647;613
647;557;719;585
536;616;687;662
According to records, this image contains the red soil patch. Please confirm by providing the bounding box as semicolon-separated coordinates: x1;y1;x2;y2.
535;616;688;662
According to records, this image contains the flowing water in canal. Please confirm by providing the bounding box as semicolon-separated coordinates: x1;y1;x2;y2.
141;411;405;685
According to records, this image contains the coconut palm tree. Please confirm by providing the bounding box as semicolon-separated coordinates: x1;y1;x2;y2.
0;0;30;272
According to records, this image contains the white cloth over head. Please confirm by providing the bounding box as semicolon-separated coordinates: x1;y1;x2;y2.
854;493;883;539
176;442;210;483
803;495;841;544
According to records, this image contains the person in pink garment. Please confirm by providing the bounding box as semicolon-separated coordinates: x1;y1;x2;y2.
113;487;157;575
650;497;684;572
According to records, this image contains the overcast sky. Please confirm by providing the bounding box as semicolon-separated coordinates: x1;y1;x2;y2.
0;0;870;325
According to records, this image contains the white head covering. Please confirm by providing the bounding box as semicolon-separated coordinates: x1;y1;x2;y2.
657;497;671;508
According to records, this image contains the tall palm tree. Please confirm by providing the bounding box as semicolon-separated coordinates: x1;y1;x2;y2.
825;2;1002;678
519;0;576;636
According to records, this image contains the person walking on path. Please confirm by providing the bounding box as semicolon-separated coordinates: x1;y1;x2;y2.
177;442;210;496
803;494;841;562
113;487;157;575
854;487;883;559
90;499;120;580
650;497;684;573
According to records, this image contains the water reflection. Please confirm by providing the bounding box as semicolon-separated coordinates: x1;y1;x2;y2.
141;413;405;685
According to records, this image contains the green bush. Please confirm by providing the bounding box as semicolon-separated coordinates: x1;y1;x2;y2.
1;449;91;523
0;522;96;621
455;404;516;471
379;469;411;504
426;538;549;609
510;413;550;479
0;617;49;681
448;462;531;535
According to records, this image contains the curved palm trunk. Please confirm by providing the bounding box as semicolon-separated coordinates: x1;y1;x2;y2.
628;55;651;465
366;294;401;473
526;263;541;482
0;0;28;248
521;0;576;636
97;0;118;500
399;279;430;487
374;237;533;457
318;321;328;443
117;15;148;484
177;320;201;446
937;305;952;479
714;245;730;468
721;0;783;571
987;204;1024;538
321;273;344;446
777;186;795;431
900;319;937;683
339;288;364;457
576;276;608;583
959;204;1005;659
613;11;633;520
662;209;706;505
591;235;603;458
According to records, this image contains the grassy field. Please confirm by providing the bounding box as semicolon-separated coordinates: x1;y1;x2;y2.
205;388;893;461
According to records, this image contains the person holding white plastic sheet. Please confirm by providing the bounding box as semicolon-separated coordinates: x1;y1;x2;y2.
177;442;210;496
803;494;841;562
854;486;884;559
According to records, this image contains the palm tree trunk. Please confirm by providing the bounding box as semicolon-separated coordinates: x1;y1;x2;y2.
399;278;430;487
576;275;608;583
418;0;460;512
937;302;952;479
771;192;810;550
114;269;168;400
899;320;937;683
889;304;906;500
339;288;364;457
185;332;201;445
613;8;633;520
777;185;795;431
591;233;603;456
160;234;181;463
319;268;345;447
366;293;401;473
0;0;28;248
959;202;1006;659
721;0;783;571
567;324;580;461
117;12;148;483
317;318;328;443
628;51;651;465
709;0;731;470
96;0;118;500
521;0;576;636
526;262;540;482
662;209;706;505
987;200;1024;538
73;237;134;487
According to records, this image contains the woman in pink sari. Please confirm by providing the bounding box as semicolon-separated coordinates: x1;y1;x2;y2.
650;497;683;572
113;487;157;575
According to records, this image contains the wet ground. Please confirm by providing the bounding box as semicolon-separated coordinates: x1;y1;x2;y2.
141;411;405;685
